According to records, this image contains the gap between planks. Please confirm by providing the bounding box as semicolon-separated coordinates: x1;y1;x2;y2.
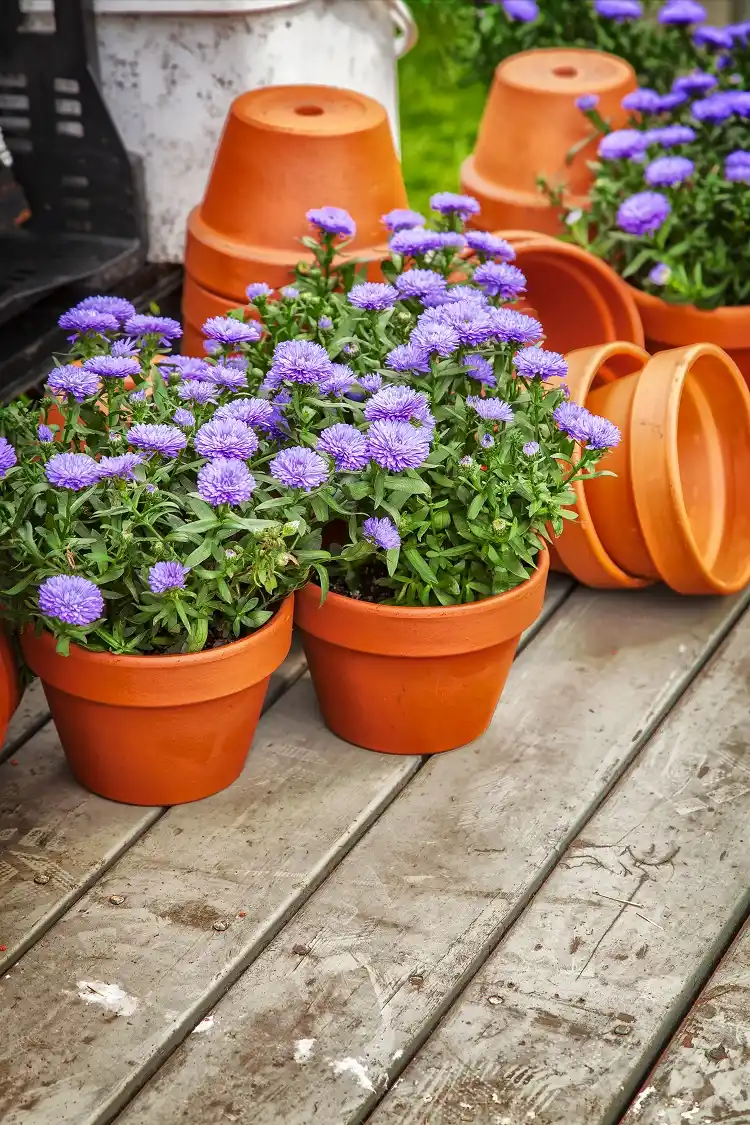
0;577;571;1124
110;586;750;1125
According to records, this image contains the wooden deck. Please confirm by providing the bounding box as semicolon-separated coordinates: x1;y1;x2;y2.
0;578;748;1125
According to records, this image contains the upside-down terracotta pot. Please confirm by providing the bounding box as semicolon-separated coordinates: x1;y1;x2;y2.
182;275;250;359
462;48;636;235
21;596;293;805
556;342;750;594
295;550;549;755
183;84;407;337
0;630;20;746
497;231;644;354
627;285;750;388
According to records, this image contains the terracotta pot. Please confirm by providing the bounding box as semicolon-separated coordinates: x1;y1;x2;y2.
497;231;644;354
627;284;750;388
184;84;407;306
21;596;293;805
182;274;251;358
558;343;750;594
462;48;636;235
0;630;20;746
295;550;549;755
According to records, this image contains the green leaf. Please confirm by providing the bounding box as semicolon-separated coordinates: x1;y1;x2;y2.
405;548;439;586
386;546;400;577
467;493;485;520
184;541;215;568
312;563;330;604
384;476;431;497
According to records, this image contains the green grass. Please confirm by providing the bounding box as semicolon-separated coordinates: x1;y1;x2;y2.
398;6;487;215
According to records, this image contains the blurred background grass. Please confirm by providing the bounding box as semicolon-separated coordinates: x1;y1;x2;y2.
398;0;486;214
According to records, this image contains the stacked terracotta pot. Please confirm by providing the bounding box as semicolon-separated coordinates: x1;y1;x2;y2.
182;84;408;356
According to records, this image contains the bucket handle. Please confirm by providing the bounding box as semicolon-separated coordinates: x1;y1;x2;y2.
388;0;418;59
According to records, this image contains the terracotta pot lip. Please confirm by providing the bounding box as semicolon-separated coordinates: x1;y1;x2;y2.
494;47;635;96
22;595;293;670
462;157;587;210
230;84;387;138
627;281;750;326
300;548;548;620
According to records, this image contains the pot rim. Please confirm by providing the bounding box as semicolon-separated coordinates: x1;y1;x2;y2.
553;341;653;590
295;548;549;657
626;282;750;349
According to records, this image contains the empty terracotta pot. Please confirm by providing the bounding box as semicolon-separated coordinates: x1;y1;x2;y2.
182;274;250;358
627;285;750;389
497;231;644;354
295;550;549;755
21;596;293;805
0;630;19;746
462;48;636;235
184;85;407;307
556;342;750;594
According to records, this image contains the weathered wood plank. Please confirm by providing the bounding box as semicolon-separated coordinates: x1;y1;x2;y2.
370;612;750;1125
115;586;750;1125
0;679;48;763
0;636;307;977
0;578;570;1124
621;919;750;1125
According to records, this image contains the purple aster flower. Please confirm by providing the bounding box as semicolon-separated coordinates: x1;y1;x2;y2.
645;155;694;186
725;161;750;183
202;316;262;345
654;90;688;111
197;457;256;506
395;268;447;301
364;385;433;428
37;424;54;443
459;455;474;468
363;516;401;550
38;574;103;626
581;413;621;449
437;301;497;347
691;92;736;123
269;339;334;386
576;94;600;111
194;416;258;461
348;282;399;311
281;286;300;300
502;0;539;20
318;316;333;330
46;364;99;402
594;0;643;17
74;295;136;323
123;314;182;342
446;284;490;305
45;452;100;491
148;561;189;594
160;355;213;381
523;441;540;456
730;92;750;118
464;231;515;261
381;208;426;232
514;346;568;381
389;228;444;256
644;124;697;146
208;362;248;391
386;342;431;374
177;380;217;405
317;423;370;471
128;423;187;458
466;396;514;423
420;289;453;309
658;0;706;23
435;232;467;250
129;389;147;403
474;261;527;299
622;88;662;113
172;408;196;428
727;150;750;167
672;72;717;96
598;129;649;160
82;355;140;380
270;446;329;491
649;262;672;284
111;339;139;358
97;452;145;480
693;24;732;48
359;373;383;394
306;206;356;239
411;320;460;358
216;397;275;431
554;401;590;442
245;282;272;301
0;437;17;477
480;433;494;449
617;191;671;235
204;340;222;356
58;308;119;337
430;191;480;218
319;363;356;398
490;307;543;345
367;418;431;471
463;354;496;386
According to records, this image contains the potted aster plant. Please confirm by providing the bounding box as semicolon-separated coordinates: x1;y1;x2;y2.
199;193;622;754
0;311;339;805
